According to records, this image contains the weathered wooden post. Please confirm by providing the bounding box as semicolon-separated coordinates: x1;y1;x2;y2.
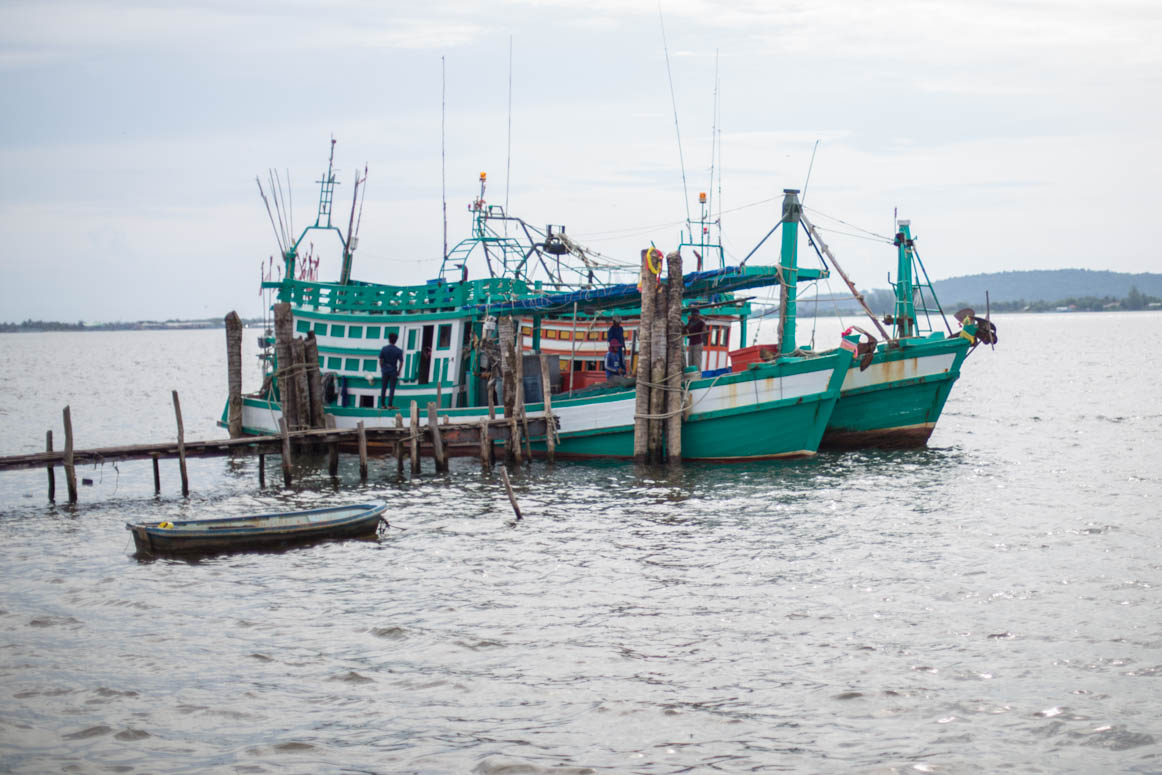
45;430;55;502
427;402;448;473
328;441;339;477
304;332;325;428
514;347;533;465
62;406;77;503
649;274;668;461
665;250;685;462
357;421;368;481
291;338;311;431
258;453;266;488
273;303;299;432
395;412;405;475
225;311;244;438
278;417;293;487
538;353;556;463
152;455;161;494
478;415;492;470
499;317;520;464
172;391;189;497
633;249;655;462
500;467;522;521
409;401;421;474
487;372;497;420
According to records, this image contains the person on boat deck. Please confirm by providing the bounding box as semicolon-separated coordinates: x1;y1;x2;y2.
604;339;626;381
683;308;707;372
378;333;404;408
607;317;625;356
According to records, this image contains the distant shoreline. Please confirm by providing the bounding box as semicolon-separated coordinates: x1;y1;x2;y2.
4;307;1160;334
0;319;266;333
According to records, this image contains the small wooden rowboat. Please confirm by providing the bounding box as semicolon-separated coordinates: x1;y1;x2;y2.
126;501;388;556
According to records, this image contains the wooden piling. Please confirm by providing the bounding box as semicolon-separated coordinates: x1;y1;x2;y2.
152;455;160;494
499;317;518;463
538;353;556;463
514;348;532;465
45;430;55;502
278;417;293;487
395;412;404;474
487;372;497;420
273;303;299;432
258;453;265;487
328;441;339;477
500;467;522;521
665;250;685;462
479;415;492;470
304;332;325;428
172;391;189;497
357;421;368;480
648;275;669;461
291;338;311;431
409;402;420;474
62;406;77;503
427;403;448;473
225;311;243;438
633;249;655;461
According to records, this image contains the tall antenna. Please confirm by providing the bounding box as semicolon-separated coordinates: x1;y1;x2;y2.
505;35;513;239
442;55;448;263
708;49;718;217
801;139;820;203
659;4;691;225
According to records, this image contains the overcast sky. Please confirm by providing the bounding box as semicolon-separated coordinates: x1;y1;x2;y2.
1;0;1159;322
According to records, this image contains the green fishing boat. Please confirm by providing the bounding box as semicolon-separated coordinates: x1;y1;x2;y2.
223;145;856;461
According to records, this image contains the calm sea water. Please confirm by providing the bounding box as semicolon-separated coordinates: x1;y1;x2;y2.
0;313;1159;774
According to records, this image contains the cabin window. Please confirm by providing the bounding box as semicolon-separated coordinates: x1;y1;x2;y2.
348;325;363;339
560;330;572;341
589;331;602;341
366;326;381;340
544;329;558;339
385;326;399;341
359;395;374;408
313;322;328;336
345;358;360;371
521;326;533;336
317;356;324;367
437;323;452;350
327;357;341;370
407;329;417;349
722;328;730;349
296;320;310;334
363;359;377;372
331;324;346;338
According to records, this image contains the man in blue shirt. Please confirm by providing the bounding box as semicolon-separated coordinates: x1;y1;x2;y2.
604;339;626;381
378;333;404;409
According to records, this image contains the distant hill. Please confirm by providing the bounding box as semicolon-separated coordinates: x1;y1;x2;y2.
929;270;1162;306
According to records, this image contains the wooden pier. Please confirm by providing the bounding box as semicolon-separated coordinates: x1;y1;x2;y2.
0;398;554;503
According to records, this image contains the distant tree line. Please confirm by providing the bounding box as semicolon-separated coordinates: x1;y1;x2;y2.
0;318;266;333
853;286;1160;316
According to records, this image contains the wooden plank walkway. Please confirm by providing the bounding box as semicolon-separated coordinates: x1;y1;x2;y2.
0;419;550;472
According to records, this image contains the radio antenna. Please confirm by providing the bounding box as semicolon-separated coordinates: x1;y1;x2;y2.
659;4;691;225
441;55;449;262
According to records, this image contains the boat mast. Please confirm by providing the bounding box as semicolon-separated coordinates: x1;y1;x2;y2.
776;189;801;354
893;220;918;338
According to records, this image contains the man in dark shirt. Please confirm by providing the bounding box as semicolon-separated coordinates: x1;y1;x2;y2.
378;333;404;409
683;308;707;372
607;317;625;357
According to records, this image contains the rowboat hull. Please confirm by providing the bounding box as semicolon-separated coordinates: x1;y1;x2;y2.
126;502;387;556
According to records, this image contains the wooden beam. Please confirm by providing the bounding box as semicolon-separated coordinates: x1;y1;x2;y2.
63;406;77;503
172;391;189;497
357;421;368;481
45;430;55;502
427;402;447;473
225;310;244;437
279;417;293;487
409;402;420;475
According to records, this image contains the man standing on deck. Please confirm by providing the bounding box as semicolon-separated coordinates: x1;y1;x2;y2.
683;308;706;372
378;333;404;409
607;317;625;357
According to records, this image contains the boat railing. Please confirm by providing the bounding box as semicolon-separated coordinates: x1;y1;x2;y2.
263;277;542;315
